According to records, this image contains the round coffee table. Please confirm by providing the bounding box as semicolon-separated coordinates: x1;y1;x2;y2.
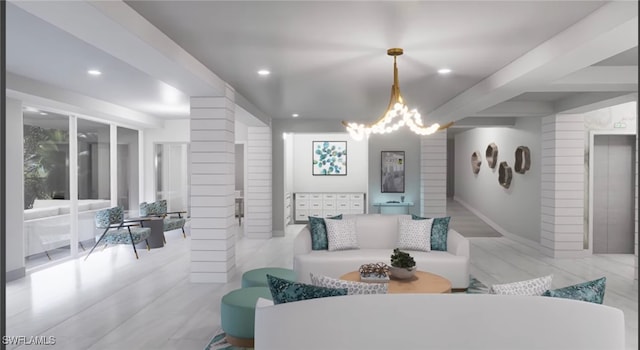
339;270;452;294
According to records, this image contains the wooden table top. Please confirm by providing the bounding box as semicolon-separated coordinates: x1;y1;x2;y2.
340;270;452;294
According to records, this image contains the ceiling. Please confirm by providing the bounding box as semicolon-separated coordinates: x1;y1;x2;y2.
5;1;638;129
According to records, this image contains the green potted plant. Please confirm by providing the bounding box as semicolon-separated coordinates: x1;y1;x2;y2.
389;248;416;280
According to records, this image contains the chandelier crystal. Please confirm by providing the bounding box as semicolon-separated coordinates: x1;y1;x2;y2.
342;48;453;140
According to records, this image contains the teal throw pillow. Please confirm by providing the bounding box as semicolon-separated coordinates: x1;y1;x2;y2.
411;214;451;251
266;274;348;305
308;214;343;250
542;277;606;304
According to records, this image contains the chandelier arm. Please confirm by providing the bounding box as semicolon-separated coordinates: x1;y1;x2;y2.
342;48;449;138
437;122;455;131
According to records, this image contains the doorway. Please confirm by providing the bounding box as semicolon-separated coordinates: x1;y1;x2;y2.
592;134;635;254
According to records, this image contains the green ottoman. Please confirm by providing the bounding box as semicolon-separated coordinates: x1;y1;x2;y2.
220;286;272;347
242;267;297;288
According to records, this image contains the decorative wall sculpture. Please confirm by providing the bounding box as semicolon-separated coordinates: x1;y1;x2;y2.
486;143;498;169
498;161;513;189
471;151;482;174
514;146;531;174
312;141;347;175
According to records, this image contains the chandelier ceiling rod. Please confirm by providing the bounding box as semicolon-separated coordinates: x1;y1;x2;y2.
342;48;454;140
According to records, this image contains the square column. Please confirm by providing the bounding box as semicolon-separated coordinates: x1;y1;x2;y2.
420;131;447;217
541;114;585;258
189;87;236;283
246;126;272;238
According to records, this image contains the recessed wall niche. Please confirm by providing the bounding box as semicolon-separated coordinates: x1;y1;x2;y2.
498;161;513;189
471;151;481;174
514;146;531;174
486;143;498;169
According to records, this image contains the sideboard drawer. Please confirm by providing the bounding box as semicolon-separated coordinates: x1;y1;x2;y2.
296;193;310;200
295;210;308;221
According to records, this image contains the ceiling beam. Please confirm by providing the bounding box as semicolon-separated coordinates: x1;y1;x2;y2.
428;1;638;124
474;101;554;117
450;117;516;128
554;92;637;114
552;66;637;85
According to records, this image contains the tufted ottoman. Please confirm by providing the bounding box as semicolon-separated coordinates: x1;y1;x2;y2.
220;287;272;347
241;267;296;288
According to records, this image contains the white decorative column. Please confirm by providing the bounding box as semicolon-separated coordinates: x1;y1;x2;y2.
541;114;585;258
246;126;272;238
420;130;447;218
635;133;638;280
189;86;236;283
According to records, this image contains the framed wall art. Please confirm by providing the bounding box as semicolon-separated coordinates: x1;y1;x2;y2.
312;141;347;175
381;151;405;193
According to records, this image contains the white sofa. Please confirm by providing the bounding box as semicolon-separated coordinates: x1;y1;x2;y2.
255;294;625;350
23;199;111;257
293;214;470;289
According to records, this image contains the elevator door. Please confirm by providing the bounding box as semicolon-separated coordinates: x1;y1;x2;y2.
593;135;635;254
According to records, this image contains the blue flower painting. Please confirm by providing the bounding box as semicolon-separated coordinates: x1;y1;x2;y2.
312;141;347;175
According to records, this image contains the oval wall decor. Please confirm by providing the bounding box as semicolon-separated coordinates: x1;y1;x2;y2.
471;151;482;174
514;146;531;174
498;161;513;189
486;143;498;169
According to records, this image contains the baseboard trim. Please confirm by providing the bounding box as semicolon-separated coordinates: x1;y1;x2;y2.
7;267;26;281
452;196;542;252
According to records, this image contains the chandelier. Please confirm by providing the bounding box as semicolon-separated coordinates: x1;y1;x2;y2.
342;48;453;140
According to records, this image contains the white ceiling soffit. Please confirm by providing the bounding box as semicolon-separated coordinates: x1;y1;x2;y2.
7;72;162;130
10;0;224;98
430;1;637;124
6;3;187;122
10;0;271;126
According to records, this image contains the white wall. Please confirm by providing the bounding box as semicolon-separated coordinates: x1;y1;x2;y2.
292;133;368;193
454;117;542;243
143;119;190;202
6;97;25;280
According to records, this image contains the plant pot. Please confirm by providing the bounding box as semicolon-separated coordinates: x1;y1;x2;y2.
389;266;416;280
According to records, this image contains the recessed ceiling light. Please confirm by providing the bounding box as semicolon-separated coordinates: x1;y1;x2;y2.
257;69;270;76
24;106;39;113
438;68;452;74
39;112;48;115
87;69;102;76
292;113;299;118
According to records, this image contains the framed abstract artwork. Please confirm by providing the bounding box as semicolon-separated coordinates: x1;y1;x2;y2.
312;141;347;175
381;151;405;193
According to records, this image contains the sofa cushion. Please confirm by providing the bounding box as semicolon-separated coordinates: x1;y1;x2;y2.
489;275;553;296
412;214;451;251
354;214;411;249
326;218;359;251
397;218;433;252
266;274;347;304
308;215;342;250
542;277;606;304
310;273;388;295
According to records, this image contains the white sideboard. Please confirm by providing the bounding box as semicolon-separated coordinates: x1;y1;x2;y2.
294;192;366;222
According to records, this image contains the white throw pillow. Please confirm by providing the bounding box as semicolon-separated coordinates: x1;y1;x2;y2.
310;273;388;295
489;275;553;296
325;218;359;251
397;218;433;252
